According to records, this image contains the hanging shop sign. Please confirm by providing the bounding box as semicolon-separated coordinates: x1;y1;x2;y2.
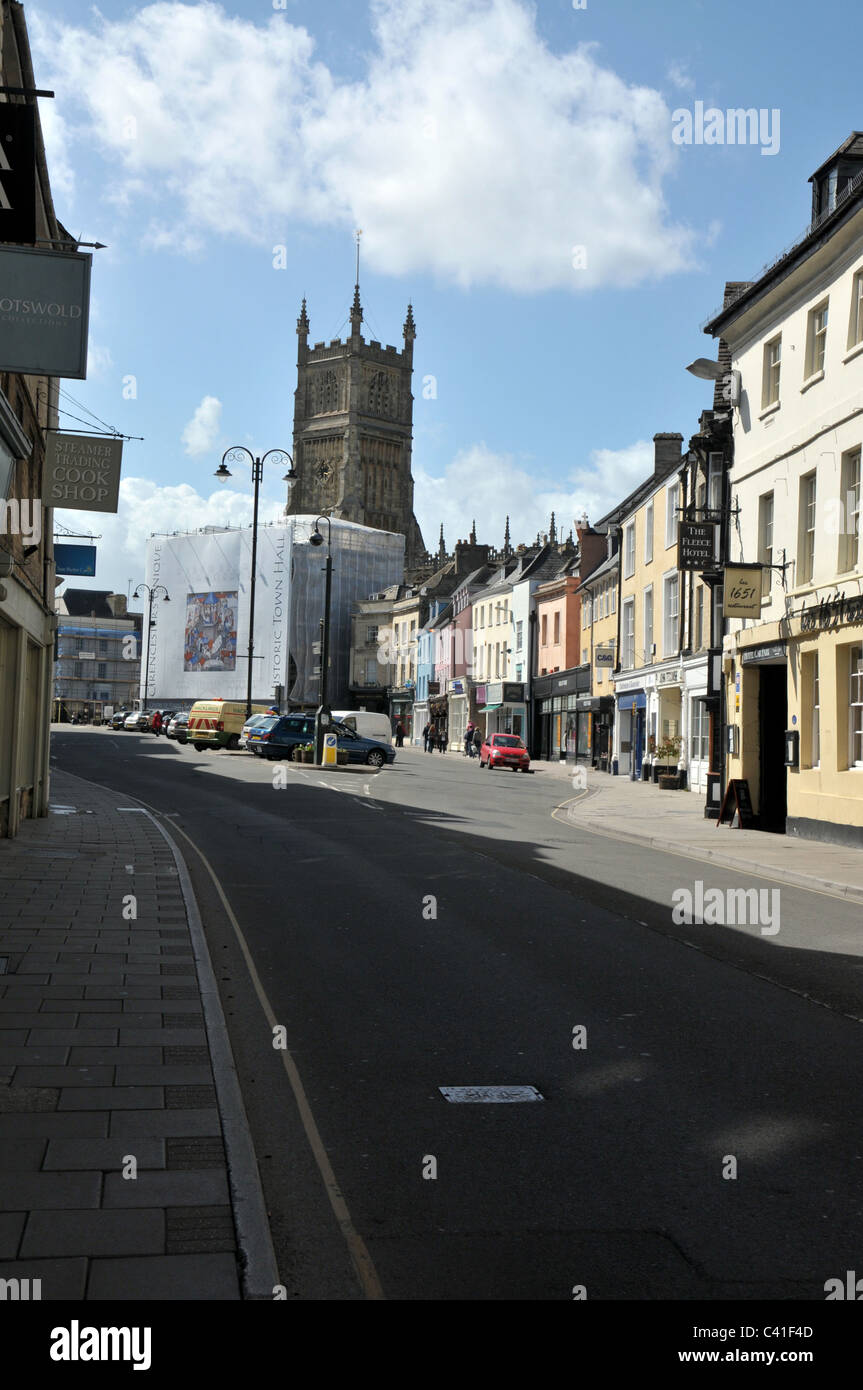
799;590;863;633
502;681;524;703
0;104;36;246
54;542;96;576
595;649;615;667
678;521;718;571
44;433;123;513
723;563;762;619
0;245;91;378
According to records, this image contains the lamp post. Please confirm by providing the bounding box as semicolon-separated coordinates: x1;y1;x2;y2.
215;447;296;718
309;516;333;764
132;582;170;712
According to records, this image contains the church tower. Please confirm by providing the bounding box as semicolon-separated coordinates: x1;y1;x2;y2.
288;284;426;567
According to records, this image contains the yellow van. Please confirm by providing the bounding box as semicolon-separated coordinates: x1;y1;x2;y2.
188;699;273;751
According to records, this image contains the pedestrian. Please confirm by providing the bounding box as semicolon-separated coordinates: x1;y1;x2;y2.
421;722;430;752
439;726;448;754
472;726;482;758
395;720;405;748
152;710;163;737
464;721;475;757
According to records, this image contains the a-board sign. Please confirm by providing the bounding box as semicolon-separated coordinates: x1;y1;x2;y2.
717;778;754;828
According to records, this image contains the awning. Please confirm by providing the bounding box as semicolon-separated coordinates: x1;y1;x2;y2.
478;704;502;712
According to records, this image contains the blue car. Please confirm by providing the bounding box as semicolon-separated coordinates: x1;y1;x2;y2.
248;715;395;768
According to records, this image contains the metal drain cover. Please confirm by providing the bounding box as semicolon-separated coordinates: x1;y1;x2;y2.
439;1085;544;1103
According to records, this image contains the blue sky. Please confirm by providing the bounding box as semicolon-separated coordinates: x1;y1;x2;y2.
30;0;863;595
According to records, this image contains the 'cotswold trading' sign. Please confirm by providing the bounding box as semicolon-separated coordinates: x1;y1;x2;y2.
723;563;762;619
44;433;123;512
0;245;91;378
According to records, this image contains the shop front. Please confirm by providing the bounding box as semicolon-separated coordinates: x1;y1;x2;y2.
389;686;415;742
480;681;526;742
428;689;449;747
447;677;471;749
532;668;590;761
577;695;615;772
615;687;646;779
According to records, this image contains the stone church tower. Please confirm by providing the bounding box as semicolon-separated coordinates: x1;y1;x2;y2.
287;287;426;567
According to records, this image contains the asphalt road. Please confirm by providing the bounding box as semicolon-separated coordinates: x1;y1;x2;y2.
51;729;863;1300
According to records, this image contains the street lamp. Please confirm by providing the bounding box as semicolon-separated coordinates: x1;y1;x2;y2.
216;446;296;718
309;516;333;765
132;582;170;712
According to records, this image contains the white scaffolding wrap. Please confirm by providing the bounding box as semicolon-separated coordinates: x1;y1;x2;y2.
143;518;404;706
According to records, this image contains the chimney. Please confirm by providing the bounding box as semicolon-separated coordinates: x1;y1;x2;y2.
653;432;684;476
107;593;127;617
713;281;751;410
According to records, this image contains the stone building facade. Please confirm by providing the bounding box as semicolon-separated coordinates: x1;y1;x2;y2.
287;288;426;567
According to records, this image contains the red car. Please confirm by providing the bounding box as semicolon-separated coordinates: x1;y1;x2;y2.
480;732;530;772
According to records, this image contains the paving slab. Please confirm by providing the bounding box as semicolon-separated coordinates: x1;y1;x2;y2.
0;768;273;1300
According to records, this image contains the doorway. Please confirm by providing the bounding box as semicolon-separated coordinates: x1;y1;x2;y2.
758;664;787;832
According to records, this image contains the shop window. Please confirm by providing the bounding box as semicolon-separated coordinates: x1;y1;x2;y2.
801;651;820;768
690;700;709;762
850;644;863;769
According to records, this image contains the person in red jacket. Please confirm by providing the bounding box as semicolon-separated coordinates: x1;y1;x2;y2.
151;710;163;737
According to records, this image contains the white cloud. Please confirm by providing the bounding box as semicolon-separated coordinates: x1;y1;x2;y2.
413;438;655;549
667;61;695;93
54;476;285;596
181;395;222;456
85;341;114;380
32;0;698;291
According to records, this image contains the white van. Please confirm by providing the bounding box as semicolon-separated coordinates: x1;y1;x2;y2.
331;710;393;745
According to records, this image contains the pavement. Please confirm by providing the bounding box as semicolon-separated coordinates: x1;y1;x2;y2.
410;742;863;904
0;767;277;1300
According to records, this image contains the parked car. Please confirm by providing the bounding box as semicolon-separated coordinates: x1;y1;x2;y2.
239;713;274;752
110;710;130;730
479;732;530;772
247;714;395;768
188;699;273;751
166;711;191;743
123;711;150;731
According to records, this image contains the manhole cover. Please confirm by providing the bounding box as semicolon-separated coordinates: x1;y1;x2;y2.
439;1085;544;1103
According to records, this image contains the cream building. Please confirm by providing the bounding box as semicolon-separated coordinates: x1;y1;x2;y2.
598;434;716;793
705;131;863;843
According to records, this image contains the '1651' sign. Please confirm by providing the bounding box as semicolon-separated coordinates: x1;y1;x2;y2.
723;563;762;619
800;590;863;632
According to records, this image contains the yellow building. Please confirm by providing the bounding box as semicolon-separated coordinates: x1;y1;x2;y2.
576;547;618;771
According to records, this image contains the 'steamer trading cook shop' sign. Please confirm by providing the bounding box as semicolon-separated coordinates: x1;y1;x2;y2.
44;433;123;513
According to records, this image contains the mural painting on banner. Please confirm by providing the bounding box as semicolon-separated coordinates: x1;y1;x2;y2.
183;591;237;673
